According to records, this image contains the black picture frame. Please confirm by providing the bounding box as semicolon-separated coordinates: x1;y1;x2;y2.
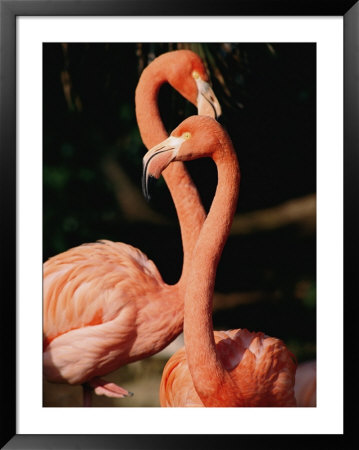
1;0;356;448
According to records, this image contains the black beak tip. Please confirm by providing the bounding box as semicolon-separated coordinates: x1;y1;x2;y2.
142;174;157;202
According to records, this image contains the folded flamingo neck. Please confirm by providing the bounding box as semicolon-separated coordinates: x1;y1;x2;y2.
135;58;206;292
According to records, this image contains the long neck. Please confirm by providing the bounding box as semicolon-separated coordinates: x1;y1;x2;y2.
183;142;240;407
135;62;206;293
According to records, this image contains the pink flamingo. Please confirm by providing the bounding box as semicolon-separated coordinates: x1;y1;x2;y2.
43;50;221;406
295;360;316;407
142;115;297;406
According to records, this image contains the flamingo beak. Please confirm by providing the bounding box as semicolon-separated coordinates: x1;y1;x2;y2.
196;79;222;119
142;136;185;201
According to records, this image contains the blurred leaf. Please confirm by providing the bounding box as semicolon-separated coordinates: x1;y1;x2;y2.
43;166;70;190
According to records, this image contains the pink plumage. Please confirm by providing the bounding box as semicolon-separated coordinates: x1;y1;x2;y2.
294;360;316;407
160;329;296;407
43;241;181;388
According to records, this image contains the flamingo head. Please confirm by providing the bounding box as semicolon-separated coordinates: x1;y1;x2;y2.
142;115;227;200
163;50;222;119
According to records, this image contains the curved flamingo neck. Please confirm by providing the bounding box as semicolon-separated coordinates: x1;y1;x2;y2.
135;63;167;149
135;58;206;294
183;138;240;407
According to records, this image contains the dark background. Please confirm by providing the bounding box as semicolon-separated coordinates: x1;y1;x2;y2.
43;43;316;406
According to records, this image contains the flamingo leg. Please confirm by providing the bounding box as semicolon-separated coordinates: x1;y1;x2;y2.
82;382;93;407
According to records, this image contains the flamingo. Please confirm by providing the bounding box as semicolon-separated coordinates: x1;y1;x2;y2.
43;50;221;406
142;115;297;407
295;360;316;407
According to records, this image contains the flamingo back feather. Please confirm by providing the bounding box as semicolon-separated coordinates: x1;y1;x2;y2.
160;328;296;407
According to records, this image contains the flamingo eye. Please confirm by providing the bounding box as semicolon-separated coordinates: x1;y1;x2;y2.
192;71;200;80
182;132;191;140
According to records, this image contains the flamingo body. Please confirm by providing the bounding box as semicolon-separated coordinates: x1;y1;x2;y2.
43;240;180;385
160;329;296;407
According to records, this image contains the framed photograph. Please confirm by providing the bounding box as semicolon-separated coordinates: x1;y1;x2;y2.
1;0;356;448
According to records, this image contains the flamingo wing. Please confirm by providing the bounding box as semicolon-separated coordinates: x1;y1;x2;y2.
216;329;297;406
43;240;167;384
43;240;164;344
160;329;297;407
